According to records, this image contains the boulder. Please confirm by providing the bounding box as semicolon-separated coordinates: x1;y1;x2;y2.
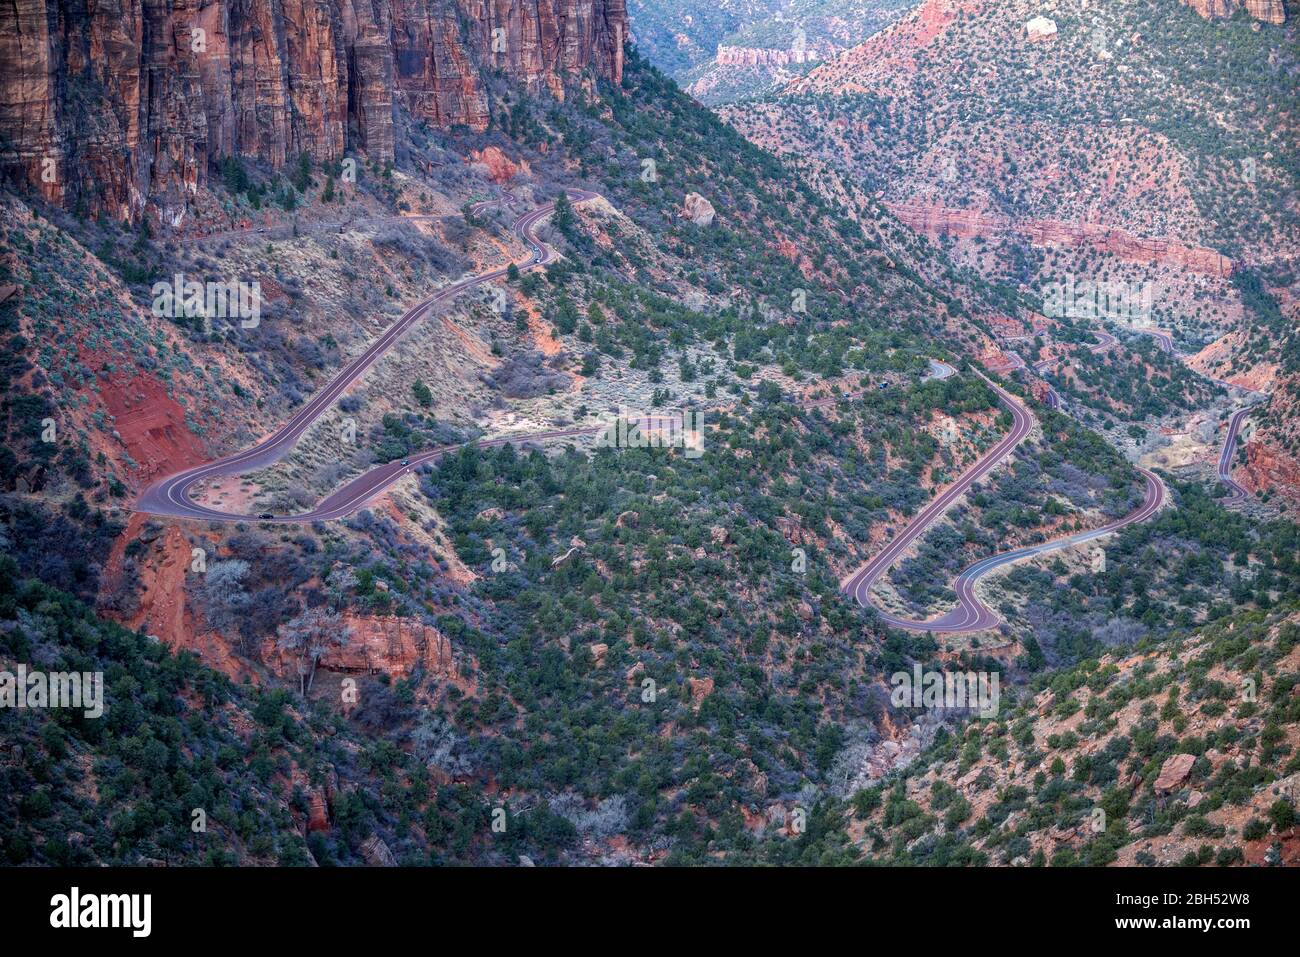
682;192;716;227
1025;16;1058;41
1154;753;1196;794
551;539;586;568
687;676;714;708
360;834;397;867
471;146;529;184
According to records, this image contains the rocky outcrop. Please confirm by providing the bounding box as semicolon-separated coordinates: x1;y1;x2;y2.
0;0;627;223
328;613;464;679
687;676;713;708
681;191;716;227
295;764;339;834
1154;753;1196;794
1024;16;1057;42
263;613;466;682
1179;0;1286;24
307;791;331;833
470;145;528;184
360;833;397;866
466;0;626;99
886;203;1233;277
1243;438;1300;503
98;372;207;484
714;44;831;68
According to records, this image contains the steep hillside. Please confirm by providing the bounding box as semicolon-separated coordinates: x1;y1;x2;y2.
723;0;1300;501
2;1;1296;872
629;0;914;103
0;30;1059;863
0;546;376;866
838;605;1300;867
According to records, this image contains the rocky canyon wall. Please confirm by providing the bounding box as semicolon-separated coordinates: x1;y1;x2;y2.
1179;0;1287;25
0;0;627;224
714;43;833;67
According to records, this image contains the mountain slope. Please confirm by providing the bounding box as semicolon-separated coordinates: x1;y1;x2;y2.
629;0;913;103
0;28;1057;862
723;0;1300;502
2;0;1297;870
841;604;1300;867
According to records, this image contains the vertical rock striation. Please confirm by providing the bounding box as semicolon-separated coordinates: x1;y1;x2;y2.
0;0;627;222
1179;0;1287;24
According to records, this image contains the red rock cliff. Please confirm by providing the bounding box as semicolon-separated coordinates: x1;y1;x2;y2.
1180;0;1287;25
0;0;627;222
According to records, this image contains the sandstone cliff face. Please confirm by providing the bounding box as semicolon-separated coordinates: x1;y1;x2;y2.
1242;380;1300;503
1180;0;1287;25
261;612;473;684
714;43;831;67
0;0;626;223
1242;440;1300;502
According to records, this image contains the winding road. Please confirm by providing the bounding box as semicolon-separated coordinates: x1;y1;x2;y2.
1212;383;1271;503
137;189;600;523
1218;405;1253;501
1127;324;1265;503
841;369;1166;633
854;316;1268;635
1138;326;1175;354
1031;329;1117;410
136;192;1236;636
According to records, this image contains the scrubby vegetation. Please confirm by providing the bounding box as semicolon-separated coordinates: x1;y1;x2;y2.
1;9;1294;868
830;605;1300;867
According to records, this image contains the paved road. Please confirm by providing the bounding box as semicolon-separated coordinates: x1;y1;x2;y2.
1119;325;1272;501
1214;390;1272;503
842;373;1035;632
877;317;1268;634
143;188;1186;636
1028;328;1117;411
1138;327;1175;354
904;466;1164;631
136;189;599;522
1088;324;1271;500
1192;371;1270;503
1218;405;1253;501
925;359;957;381
841;371;1166;633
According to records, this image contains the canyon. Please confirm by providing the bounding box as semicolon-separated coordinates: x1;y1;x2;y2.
0;0;1297;879
723;0;1297;508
